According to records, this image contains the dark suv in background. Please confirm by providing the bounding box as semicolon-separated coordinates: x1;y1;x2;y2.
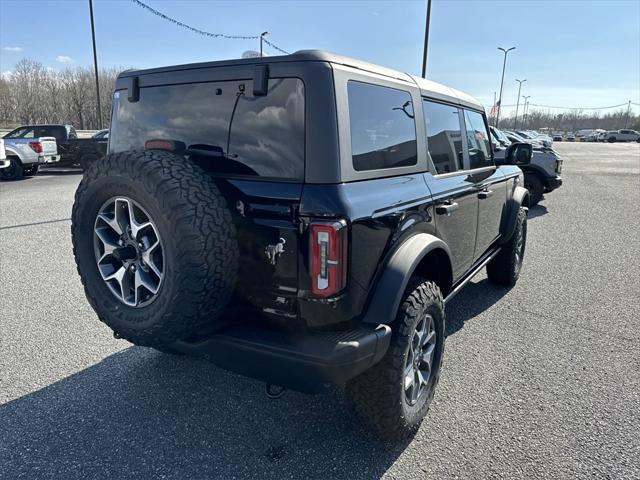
72;51;531;439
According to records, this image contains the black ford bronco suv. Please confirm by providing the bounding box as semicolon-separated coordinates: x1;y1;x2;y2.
71;51;532;439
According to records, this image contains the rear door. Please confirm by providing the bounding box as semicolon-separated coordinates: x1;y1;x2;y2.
422;99;478;280
461;108;506;258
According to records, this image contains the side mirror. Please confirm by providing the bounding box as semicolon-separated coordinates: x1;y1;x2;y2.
505;142;532;165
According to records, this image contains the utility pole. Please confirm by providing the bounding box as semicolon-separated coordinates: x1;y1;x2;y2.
89;0;102;129
522;95;531;129
260;31;269;57
496;47;515;128
513;78;526;129
421;0;432;78
624;100;632;128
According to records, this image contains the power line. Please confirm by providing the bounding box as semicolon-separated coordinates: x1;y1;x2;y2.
130;0;290;53
528;102;629;110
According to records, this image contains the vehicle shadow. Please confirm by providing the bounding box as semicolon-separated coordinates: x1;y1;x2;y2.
445;278;510;337
1;280;508;479
527;204;548;220
0;347;409;480
38;168;83;176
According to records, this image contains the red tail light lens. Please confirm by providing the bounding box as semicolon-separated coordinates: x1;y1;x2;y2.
29;141;43;153
309;220;348;297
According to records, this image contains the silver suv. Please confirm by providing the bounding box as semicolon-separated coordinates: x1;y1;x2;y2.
605;129;640;143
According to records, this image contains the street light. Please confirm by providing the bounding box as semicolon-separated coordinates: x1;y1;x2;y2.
89;0;101;129
495;47;515;128
260;31;269;57
513;78;527;129
522;95;531;129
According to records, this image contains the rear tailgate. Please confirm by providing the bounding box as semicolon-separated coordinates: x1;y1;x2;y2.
38;137;58;157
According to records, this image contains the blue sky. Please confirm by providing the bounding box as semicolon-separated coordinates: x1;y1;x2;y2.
1;0;639;116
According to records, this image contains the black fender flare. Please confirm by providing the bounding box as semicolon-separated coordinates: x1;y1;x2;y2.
362;233;452;325
520;164;552;187
499;185;529;244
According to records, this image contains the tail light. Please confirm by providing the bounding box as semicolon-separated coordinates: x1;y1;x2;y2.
309;220;348;297
29;141;43;153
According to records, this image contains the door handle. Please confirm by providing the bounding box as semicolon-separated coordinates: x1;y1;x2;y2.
478;189;493;199
435;202;459;216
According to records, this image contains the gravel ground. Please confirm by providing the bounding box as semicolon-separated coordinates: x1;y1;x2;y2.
1;143;639;479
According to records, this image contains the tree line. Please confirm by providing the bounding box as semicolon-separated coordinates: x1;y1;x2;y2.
490;107;639;133
0;58;122;130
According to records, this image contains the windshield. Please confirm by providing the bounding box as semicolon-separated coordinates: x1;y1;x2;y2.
516;131;534;139
507;132;528;142
492;128;511;145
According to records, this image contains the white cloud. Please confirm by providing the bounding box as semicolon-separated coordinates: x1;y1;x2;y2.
2;46;22;52
56;55;74;64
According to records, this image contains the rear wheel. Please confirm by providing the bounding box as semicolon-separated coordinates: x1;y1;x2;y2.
608;137;616;143
487;207;527;286
0;157;24;181
347;278;445;440
524;173;544;206
72;150;239;347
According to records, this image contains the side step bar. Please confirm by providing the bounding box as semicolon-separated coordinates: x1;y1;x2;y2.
444;247;501;305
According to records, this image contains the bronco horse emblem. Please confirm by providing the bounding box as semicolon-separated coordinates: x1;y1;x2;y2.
265;238;286;266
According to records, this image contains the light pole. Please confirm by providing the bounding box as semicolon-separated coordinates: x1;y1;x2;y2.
495;47;515;128
89;0;101;129
513;78;527;129
260;31;269;57
624;100;632;128
522;95;531;129
421;0;432;78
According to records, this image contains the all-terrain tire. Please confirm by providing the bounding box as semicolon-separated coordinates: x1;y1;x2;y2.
347;278;445;441
524;173;543;206
487;207;527;286
71;150;238;347
0;157;24;181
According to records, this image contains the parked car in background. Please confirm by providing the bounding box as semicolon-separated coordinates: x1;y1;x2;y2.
605;129;640;142
516;130;553;148
492;127;562;206
597;131;611;142
92;129;109;140
1;128;59;180
566;134;575;142
5;124;108;170
505;131;545;148
0;138;8;169
553;134;563;141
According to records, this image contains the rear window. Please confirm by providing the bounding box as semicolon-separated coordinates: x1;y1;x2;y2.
109;78;305;180
347;81;417;171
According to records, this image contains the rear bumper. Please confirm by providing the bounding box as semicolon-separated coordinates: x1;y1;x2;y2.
39;154;60;164
168;323;392;393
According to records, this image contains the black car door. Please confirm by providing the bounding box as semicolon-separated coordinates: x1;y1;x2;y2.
422;99;478;280
461;109;506;258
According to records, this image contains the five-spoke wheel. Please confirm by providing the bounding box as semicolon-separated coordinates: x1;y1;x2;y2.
93;196;164;307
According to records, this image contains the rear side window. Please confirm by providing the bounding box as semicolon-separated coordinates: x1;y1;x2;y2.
463;109;492;169
423;100;463;174
347;81;417;171
110;78;305;180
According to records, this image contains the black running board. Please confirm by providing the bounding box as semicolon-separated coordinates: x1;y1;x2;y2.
444;248;501;305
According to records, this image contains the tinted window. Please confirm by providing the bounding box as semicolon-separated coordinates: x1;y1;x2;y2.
348;81;417;171
423;100;463;174
36;126;67;142
464;110;492;169
5;127;35;139
110;78;305;180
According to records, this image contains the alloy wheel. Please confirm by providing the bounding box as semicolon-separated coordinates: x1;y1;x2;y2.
404;314;437;406
93;196;164;307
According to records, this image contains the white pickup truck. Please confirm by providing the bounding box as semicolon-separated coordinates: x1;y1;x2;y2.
1;128;59;180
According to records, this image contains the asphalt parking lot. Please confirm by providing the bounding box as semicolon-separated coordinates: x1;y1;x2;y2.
1;142;639;479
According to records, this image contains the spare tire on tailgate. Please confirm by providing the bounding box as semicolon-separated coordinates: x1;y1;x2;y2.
71;150;238;347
